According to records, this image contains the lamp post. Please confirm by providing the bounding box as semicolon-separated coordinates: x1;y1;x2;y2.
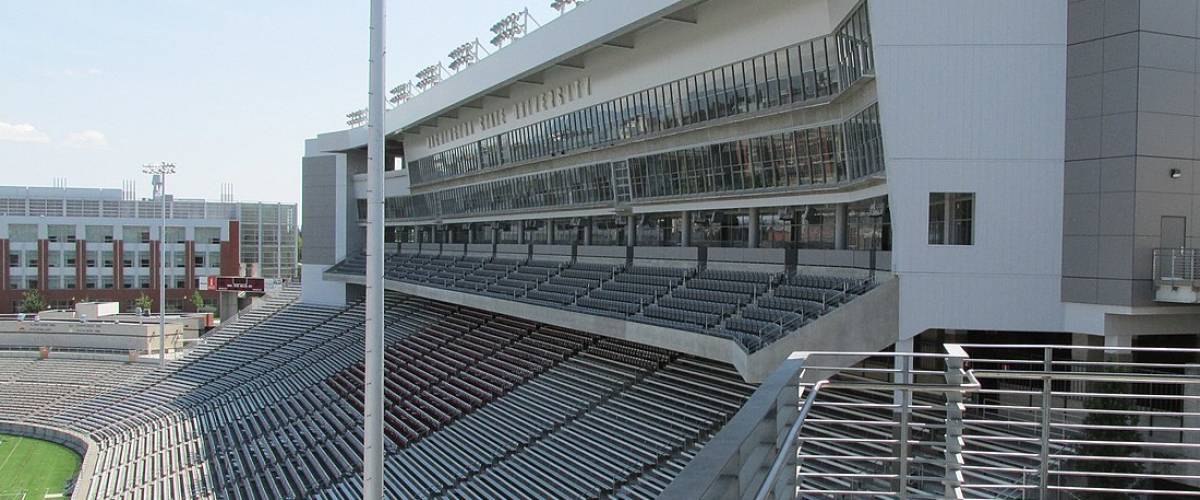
364;0;386;496
143;162;176;366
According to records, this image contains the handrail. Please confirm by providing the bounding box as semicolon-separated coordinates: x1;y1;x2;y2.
753;380;826;500
675;342;1200;499
1153;247;1200;284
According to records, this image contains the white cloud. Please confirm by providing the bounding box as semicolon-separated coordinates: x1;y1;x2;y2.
0;121;50;144
62;130;109;149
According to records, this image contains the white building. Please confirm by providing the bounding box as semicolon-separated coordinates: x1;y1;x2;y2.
302;0;1200;376
0;185;298;313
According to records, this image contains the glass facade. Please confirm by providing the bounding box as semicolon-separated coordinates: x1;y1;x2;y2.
590;216;628;246
408;2;874;186
846;198;889;250
629;105;880;201
691;210;751;248
636;213;684;247
374;103;882;223
393;197;892;248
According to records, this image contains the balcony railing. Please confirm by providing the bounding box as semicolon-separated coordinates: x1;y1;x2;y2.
1154;248;1200;303
1155;248;1200;286
665;343;1200;499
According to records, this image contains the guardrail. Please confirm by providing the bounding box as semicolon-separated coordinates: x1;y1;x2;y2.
1154;248;1200;286
668;343;1200;499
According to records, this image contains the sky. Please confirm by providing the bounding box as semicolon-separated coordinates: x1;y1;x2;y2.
0;0;560;211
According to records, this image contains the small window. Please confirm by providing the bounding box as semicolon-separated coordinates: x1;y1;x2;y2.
929;193;974;245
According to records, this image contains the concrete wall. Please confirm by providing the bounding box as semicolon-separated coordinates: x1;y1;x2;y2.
740;277;900;382
0;422;95;499
1063;0;1200;306
872;0;1069;338
0;321;183;352
301;155;342;266
300;154;348;306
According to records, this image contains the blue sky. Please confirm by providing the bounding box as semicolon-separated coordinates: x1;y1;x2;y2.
0;0;559;207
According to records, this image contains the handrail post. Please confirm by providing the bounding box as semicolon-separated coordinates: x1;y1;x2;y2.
896;354;911;500
944;345;968;499
1038;347;1052;498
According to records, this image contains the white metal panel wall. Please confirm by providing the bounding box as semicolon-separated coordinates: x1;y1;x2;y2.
871;0;1069;338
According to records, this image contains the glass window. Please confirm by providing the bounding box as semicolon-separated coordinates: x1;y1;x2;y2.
929;193;973;245
691;209;750;247
48;225;75;243
8;224;37;242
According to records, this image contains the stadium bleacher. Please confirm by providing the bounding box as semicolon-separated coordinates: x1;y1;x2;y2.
0;284;756;499
326;252;876;352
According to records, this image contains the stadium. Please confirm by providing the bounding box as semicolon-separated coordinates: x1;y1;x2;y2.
2;0;1199;498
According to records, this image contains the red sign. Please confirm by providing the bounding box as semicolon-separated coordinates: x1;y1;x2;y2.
208;276;266;293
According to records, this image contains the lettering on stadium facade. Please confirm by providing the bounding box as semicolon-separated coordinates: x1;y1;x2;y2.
427;77;591;149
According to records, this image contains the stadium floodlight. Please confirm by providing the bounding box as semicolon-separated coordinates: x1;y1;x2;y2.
551;0;582;14
415;63;446;91
489;8;541;48
345;108;368;128
389;82;414;107
141;161;176;368
448;39;489;72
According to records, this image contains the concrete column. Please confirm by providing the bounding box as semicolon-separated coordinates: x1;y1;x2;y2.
1104;333;1134;360
835;203;848;250
517;222;526;244
680;211;691;247
467;224;475;244
626;215;636;247
583;219;593;246
491;224;500;244
748;207;760;248
218;291;238;321
546;219;555;245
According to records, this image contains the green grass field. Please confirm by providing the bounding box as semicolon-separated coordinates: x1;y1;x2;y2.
0;433;81;500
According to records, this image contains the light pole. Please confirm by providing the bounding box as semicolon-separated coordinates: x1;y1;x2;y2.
364;0;386;497
143;162;176;366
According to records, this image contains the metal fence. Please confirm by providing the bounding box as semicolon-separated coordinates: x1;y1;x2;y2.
671;343;1200;499
1154;248;1200;286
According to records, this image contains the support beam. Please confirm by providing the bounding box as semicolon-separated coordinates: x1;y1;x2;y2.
556;61;586;70
602;40;636;50
834;203;848;250
680;211;691;247
748;207;760;248
363;0;386;496
662;12;698;24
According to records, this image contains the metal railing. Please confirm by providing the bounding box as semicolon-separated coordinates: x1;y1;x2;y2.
1154;247;1200;286
670;343;1200;499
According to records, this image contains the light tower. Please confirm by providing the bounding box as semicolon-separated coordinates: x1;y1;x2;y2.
489;8;540;48
448;39;488;72
142;161;176;367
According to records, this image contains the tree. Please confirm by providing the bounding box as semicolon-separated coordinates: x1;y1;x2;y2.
135;294;154;314
19;290;46;314
191;291;206;311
